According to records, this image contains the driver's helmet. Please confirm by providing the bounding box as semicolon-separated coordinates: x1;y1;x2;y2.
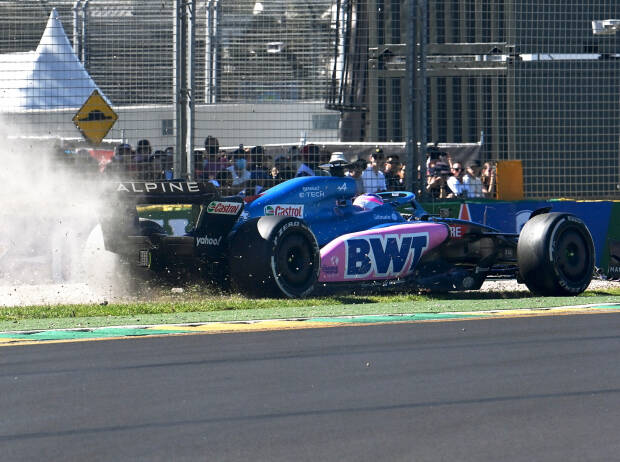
353;193;384;211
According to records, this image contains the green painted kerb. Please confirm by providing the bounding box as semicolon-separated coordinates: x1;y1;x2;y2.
0;327;191;341
2;305;619;343
309;313;482;323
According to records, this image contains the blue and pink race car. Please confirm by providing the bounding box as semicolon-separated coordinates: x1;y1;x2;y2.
100;175;595;298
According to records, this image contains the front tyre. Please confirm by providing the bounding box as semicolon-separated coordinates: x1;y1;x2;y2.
517;212;594;296
229;216;320;298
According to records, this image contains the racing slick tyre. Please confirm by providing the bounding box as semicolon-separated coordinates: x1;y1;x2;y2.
228;216;320;298
517;212;594;296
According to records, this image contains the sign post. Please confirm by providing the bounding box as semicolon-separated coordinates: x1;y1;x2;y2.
72;90;118;145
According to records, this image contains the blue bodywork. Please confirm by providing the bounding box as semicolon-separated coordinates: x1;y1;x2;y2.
242;176;407;246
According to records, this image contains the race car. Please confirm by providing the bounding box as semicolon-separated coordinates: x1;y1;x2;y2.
99;175;595;298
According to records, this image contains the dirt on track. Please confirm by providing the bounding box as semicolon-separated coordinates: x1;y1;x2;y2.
0;277;617;308
480;278;618;293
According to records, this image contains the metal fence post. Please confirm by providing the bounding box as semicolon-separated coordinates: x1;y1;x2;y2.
417;0;428;196
81;0;89;66
174;0;187;179
186;0;195;180
72;0;81;59
406;0;417;194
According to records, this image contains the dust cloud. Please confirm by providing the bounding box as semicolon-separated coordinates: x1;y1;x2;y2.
0;120;130;307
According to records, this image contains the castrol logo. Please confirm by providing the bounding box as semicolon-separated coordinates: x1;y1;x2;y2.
264;204;304;217
206;201;242;215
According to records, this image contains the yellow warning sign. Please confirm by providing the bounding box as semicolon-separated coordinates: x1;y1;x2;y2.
72;90;118;145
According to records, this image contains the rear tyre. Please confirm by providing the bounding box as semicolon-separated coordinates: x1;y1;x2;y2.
229;216;320;298
517;212;594;296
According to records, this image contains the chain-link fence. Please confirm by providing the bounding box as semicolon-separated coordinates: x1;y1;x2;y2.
1;1;619;199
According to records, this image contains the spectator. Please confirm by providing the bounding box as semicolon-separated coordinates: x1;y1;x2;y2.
202;136;226;181
347;158;367;194
301;144;321;173
293;148;315;177
426;143;442;167
426;154;437;176
319;152;350;177
135;139;152;162
462;160;484;198
225;150;252;196
426;163;449;199
434;151;451;177
314;148;333;176
361;148;387;193
148;150;167;180
270;165;286;185
274;153;295;180
481;161;497;198
193;150;208;181
104;142;133;178
248;145;271;194
134;139;152;179
386;154;400;165
446;162;465;198
163;147;174;180
384;157;402;190
204;135;219;154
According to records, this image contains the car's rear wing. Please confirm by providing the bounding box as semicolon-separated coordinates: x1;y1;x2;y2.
111;181;219;205
99;181;244;258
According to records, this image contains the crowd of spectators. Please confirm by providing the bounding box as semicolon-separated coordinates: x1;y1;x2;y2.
100;136;496;200
425;146;496;199
102;137;411;197
104;140;174;181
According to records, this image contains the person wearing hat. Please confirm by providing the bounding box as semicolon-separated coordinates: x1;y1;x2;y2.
361;148;387;193
319;152;350;177
462;159;484;198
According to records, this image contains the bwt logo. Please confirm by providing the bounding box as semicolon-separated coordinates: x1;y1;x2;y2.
345;233;429;278
264;204;304;217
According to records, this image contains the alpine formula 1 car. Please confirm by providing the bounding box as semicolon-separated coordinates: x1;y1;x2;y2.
99;175;595;298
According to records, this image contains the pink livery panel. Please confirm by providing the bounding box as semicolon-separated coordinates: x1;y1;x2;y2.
318;222;449;282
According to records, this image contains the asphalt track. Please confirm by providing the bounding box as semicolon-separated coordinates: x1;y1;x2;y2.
2;312;620;461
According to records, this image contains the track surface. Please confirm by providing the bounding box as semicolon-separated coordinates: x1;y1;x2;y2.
2;312;620;461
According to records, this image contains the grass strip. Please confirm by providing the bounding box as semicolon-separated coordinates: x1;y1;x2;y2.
0;286;618;332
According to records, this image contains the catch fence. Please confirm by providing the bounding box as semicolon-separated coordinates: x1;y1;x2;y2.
0;1;619;199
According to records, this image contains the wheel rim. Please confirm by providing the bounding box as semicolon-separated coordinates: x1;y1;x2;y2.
275;233;314;288
555;228;588;281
